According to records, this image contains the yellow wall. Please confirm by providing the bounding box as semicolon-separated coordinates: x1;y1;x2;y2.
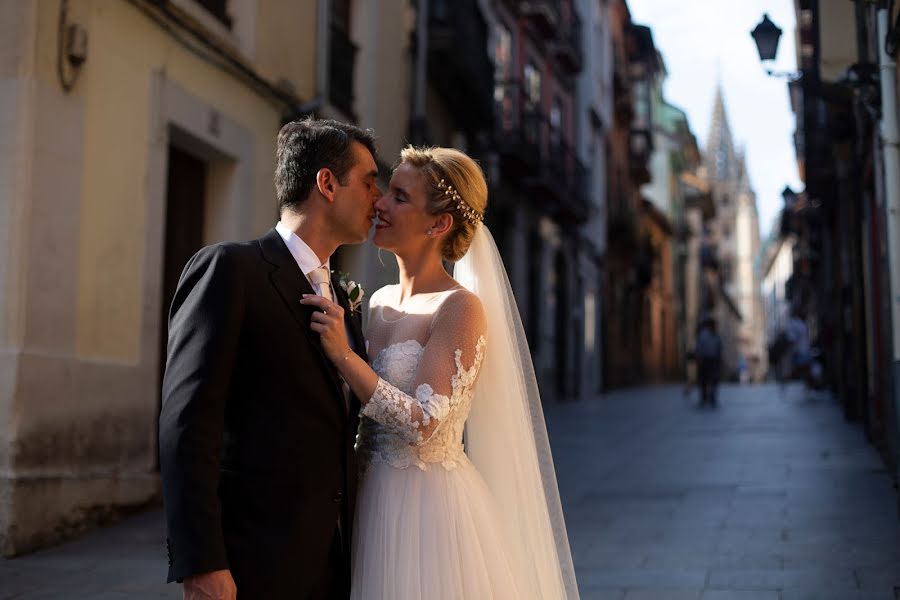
28;0;311;361
353;0;415;161
255;0;319;101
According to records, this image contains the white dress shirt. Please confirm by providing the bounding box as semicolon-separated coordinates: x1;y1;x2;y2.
275;221;331;295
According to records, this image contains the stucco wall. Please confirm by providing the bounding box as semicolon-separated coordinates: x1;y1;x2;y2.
1;0;315;555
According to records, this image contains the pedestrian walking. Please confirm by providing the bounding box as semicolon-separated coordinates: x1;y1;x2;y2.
786;309;811;381
695;317;723;407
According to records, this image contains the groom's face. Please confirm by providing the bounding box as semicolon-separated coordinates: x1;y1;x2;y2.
332;141;380;244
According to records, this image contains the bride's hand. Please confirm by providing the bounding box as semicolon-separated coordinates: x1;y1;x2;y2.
300;294;351;363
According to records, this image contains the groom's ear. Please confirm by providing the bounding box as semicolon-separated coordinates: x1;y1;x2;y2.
316;168;337;202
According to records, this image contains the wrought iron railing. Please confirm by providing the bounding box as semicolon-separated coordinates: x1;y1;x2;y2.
493;81;589;221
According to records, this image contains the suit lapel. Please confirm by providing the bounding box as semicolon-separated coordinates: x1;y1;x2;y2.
258;229;345;403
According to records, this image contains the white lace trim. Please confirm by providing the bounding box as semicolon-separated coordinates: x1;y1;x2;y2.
358;336;486;472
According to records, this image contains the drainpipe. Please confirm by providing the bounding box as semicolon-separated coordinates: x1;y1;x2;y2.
877;6;900;462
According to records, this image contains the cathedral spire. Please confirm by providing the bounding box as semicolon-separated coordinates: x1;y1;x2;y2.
706;83;736;182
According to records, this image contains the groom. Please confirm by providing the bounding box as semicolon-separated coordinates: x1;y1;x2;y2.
159;117;379;599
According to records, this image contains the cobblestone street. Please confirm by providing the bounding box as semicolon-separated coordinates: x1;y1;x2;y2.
3;383;900;598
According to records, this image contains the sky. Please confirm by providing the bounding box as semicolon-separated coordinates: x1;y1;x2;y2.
628;0;804;239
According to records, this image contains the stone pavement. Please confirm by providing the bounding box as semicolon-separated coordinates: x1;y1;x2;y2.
2;383;900;599
0;508;176;599
551;383;900;599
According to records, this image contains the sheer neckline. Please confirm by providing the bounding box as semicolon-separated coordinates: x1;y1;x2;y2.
377;284;464;323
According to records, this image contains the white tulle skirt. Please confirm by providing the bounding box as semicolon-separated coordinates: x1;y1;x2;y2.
349;457;524;600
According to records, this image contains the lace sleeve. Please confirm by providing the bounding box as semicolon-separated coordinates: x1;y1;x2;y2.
361;290;486;445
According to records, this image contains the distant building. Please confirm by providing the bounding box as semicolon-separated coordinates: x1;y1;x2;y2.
702;86;765;380
641;54;706;381
759;216;795;349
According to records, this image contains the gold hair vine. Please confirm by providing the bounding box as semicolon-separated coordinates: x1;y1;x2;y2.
436;178;484;225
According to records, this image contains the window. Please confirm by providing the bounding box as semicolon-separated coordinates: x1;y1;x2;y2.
524;62;542;110
715;149;728;177
550;97;562;146
329;0;357;117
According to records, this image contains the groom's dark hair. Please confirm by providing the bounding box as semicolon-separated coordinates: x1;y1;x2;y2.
275;117;377;211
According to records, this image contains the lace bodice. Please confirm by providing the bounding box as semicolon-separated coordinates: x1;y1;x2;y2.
357;285;486;472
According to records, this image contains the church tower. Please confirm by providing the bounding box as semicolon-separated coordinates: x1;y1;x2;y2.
706;86;737;183
702;84;766;380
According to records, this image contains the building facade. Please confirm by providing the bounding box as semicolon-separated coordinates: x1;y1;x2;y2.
574;0;614;397
601;2;660;388
778;0;900;466
760;217;795;350
0;0;351;555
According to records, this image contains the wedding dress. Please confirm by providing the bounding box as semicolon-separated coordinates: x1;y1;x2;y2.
350;226;578;600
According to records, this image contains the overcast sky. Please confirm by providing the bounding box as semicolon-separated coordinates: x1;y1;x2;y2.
628;0;804;239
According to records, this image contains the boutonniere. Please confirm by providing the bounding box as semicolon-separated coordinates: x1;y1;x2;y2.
333;270;365;314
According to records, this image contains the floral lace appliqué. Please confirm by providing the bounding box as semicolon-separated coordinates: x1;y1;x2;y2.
358;336;486;473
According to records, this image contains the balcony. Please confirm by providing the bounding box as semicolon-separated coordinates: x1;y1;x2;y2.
544;138;590;222
329;23;357;118
518;0;560;38
553;6;583;73
427;0;494;130
493;82;589;223
493;81;542;173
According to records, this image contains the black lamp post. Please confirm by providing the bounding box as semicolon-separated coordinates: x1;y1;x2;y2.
751;14;800;80
751;14;782;62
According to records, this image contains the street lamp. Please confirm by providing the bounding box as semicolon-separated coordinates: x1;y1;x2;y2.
751;14;781;62
751;14;801;80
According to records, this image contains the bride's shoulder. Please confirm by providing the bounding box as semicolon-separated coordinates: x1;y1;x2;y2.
435;287;485;324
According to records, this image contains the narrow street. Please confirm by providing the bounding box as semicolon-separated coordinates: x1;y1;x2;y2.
552;383;900;599
2;384;900;599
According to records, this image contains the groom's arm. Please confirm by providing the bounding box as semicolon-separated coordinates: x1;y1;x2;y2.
159;244;244;583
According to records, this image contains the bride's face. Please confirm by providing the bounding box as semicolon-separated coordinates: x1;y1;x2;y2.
373;163;438;254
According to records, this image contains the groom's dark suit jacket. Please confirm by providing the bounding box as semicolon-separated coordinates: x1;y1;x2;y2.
159;228;364;598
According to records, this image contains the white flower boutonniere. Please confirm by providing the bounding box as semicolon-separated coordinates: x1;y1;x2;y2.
333;270;365;314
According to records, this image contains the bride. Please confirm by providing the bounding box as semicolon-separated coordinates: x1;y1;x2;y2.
301;146;579;599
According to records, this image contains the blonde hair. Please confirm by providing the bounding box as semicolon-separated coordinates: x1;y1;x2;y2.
398;146;488;262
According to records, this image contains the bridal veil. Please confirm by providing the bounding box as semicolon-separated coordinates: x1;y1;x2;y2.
453;224;579;599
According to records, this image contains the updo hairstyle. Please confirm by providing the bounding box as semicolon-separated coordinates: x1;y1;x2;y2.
397;146;487;263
